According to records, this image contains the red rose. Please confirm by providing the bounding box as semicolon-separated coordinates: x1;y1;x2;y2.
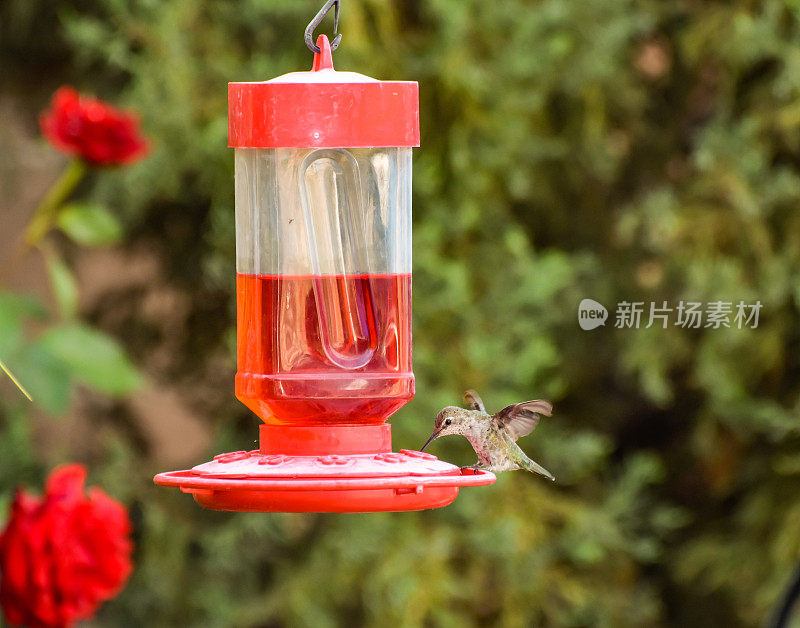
40;87;149;167
0;465;133;628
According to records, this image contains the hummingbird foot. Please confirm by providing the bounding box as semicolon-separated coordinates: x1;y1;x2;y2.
460;463;486;474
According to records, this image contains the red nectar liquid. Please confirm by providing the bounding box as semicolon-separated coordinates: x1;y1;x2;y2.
235;273;414;424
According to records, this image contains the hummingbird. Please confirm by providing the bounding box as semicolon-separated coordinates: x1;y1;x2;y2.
420;390;555;481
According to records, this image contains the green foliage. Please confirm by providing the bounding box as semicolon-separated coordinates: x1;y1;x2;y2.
44;251;79;318
38;322;143;395
0;291;70;413
2;0;800;626
0;292;141;412
57;203;124;246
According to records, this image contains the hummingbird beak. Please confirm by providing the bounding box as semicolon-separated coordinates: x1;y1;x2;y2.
420;428;442;452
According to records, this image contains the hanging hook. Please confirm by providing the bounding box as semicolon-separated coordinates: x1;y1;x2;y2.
305;0;342;54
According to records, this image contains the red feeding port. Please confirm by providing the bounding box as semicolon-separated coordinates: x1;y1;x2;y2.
153;34;495;512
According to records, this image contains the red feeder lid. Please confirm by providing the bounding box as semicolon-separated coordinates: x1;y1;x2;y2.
229;35;419;149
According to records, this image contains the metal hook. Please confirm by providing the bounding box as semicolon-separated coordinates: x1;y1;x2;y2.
304;0;342;54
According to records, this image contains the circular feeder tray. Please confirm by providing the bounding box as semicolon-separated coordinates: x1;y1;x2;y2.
155;449;495;512
155;424;496;512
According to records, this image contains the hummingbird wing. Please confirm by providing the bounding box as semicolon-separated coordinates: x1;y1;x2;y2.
463;389;486;413
493;400;552;441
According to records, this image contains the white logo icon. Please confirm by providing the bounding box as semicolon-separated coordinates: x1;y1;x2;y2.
578;299;608;330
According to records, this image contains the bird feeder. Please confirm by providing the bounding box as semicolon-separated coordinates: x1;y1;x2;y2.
154;4;495;512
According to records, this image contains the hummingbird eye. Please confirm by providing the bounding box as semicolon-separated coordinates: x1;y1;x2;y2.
445;418;452;426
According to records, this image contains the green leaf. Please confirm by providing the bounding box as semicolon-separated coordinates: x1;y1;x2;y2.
45;253;79;319
38;322;143;395
0;291;46;356
4;345;71;414
57;203;123;246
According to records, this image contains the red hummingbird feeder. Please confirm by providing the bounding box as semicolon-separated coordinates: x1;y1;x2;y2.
154;1;495;512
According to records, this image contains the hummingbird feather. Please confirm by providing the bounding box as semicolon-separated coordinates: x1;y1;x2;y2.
493;399;552;441
463;389;486;413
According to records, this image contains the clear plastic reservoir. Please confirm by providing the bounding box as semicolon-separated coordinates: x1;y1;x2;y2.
234;147;413;424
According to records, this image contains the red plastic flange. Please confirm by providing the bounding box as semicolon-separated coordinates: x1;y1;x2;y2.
228;35;419;149
154;425;495;513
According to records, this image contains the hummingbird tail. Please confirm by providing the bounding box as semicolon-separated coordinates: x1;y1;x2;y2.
522;457;556;482
500;431;556;481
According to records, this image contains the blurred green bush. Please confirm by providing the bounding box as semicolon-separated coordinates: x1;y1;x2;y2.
2;0;800;626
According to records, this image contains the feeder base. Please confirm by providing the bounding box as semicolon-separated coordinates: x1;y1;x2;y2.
154;424;496;513
154;467;494;512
